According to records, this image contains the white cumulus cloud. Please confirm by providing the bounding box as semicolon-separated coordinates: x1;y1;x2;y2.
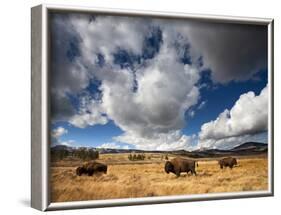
199;85;268;149
114;131;198;151
69;98;108;128
51;126;68;138
97;142;130;150
51;126;75;146
100;45;200;138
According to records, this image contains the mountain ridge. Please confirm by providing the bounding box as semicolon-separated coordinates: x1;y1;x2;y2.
51;141;268;158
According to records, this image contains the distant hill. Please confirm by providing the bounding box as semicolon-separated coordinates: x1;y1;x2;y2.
172;142;267;158
51;145;73;151
50;141;268;158
232;142;267;151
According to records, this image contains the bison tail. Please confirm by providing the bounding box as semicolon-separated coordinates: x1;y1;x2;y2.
196;162;199;167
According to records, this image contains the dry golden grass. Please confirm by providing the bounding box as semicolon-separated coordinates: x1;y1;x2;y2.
50;155;268;202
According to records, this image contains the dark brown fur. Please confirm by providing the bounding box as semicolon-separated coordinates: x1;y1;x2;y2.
76;161;107;176
165;157;198;177
218;157;237;169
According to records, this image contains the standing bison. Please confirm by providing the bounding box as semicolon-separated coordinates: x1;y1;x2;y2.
165;157;198;177
218;157;238;169
76;161;107;176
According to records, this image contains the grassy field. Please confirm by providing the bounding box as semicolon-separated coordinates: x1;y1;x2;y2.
50;154;268;202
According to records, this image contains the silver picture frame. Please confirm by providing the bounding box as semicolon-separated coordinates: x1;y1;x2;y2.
31;4;274;211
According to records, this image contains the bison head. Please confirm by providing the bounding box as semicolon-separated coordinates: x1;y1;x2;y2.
103;166;108;174
165;161;174;174
76;166;85;176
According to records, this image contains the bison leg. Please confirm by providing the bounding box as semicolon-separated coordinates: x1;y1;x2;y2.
191;169;197;176
175;169;180;177
220;165;223;169
174;167;181;177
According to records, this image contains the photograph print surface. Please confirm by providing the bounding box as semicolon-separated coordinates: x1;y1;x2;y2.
49;11;270;203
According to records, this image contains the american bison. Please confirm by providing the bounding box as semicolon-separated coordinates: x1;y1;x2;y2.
218;157;237;169
165;157;198;177
76;161;107;176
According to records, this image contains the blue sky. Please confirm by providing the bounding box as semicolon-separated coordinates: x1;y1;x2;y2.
55;121;123;147
50;13;268;150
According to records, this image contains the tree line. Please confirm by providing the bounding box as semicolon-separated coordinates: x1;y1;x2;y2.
128;153;146;161
51;147;99;161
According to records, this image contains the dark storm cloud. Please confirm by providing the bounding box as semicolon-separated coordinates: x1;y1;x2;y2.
51;94;76;121
186;22;268;83
49;13;91;122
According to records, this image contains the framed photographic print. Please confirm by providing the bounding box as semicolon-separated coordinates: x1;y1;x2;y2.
31;4;274;211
